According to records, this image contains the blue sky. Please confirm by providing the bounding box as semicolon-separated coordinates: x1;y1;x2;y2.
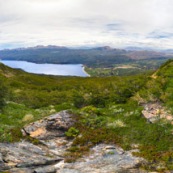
0;0;173;49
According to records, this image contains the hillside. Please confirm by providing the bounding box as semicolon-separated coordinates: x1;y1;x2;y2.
1;45;172;77
0;46;131;67
0;61;173;172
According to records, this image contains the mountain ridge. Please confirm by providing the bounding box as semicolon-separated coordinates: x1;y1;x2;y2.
0;45;172;69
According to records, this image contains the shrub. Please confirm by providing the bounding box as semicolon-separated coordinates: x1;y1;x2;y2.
22;114;34;122
65;127;79;138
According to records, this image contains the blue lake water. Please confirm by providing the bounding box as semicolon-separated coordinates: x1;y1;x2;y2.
0;60;88;77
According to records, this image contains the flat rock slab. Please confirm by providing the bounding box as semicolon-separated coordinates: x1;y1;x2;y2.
56;144;146;173
0;141;62;172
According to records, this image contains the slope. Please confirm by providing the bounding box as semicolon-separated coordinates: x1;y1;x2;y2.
0;61;173;171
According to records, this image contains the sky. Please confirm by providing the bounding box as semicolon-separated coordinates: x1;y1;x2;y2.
0;0;173;49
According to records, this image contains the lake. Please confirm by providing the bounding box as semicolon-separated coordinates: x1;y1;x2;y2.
0;60;88;77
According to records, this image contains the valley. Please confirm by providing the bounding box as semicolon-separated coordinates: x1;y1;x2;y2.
0;46;172;77
0;58;173;172
1;0;173;172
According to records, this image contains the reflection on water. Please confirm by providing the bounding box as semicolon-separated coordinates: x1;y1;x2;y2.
0;60;88;77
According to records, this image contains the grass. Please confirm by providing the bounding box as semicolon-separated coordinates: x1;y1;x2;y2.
84;60;165;77
1;61;173;171
0;102;63;142
65;102;173;171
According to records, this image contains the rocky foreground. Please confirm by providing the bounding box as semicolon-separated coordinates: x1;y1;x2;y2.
0;111;148;173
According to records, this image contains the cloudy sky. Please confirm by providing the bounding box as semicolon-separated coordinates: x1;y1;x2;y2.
0;0;173;49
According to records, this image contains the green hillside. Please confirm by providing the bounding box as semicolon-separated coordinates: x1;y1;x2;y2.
1;60;173;171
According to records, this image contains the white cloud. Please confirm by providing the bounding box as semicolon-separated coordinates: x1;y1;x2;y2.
0;0;173;49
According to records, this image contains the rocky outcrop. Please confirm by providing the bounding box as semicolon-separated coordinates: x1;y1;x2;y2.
0;111;73;173
56;144;146;173
0;142;147;173
0;111;147;173
23;110;75;140
0;142;62;172
142;102;173;123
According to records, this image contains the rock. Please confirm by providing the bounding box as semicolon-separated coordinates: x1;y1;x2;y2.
16;158;60;168
0;153;7;170
118;169;147;173
57;169;80;173
142;102;173;123
0;141;62;172
40;137;73;157
9;168;33;173
0;111;75;172
56;144;147;173
103;145;117;156
0;111;149;173
34;166;56;173
0;152;3;163
104;145;116;150
23;111;75;140
23;111;74;157
54;161;65;170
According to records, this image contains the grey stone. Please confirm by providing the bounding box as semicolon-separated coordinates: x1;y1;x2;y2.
23;111;75;140
0;141;62;171
9;168;33;173
34;166;56;173
56;144;147;173
0;152;3;163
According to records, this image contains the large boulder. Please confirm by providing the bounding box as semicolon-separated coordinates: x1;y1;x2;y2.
23;110;75;140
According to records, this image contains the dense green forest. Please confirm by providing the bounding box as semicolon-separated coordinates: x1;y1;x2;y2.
1;60;173;171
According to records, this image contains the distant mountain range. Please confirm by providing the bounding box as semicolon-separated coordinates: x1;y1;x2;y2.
0;45;172;67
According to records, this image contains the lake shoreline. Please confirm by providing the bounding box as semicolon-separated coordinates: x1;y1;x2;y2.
0;60;88;77
82;65;90;77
